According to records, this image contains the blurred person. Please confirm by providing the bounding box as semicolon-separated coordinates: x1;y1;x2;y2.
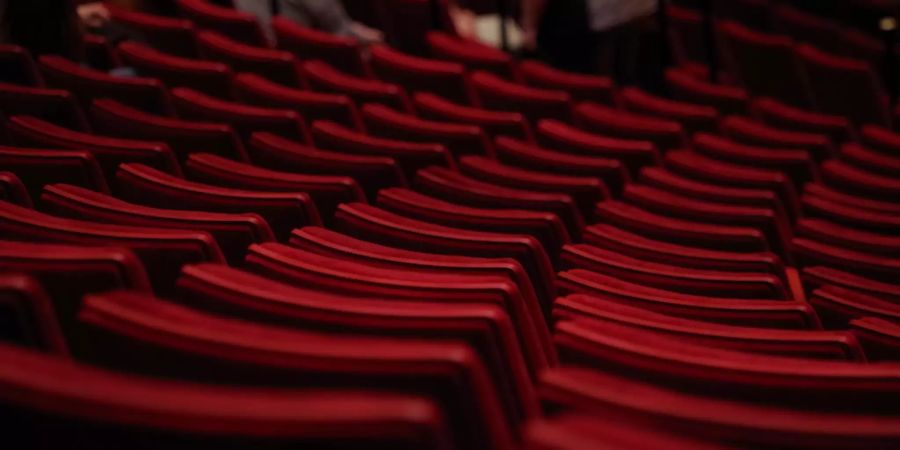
235;0;383;44
521;0;657;76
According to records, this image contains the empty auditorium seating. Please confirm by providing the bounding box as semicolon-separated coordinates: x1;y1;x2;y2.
557;269;819;329
38;55;173;115
459;155;608;225
619;87;719;132
583;223;785;276
426;31;515;78
232;73;363;130
0;147;109;198
4;115;181;181
247;131;406;200
116;162;323;240
272;17;369;77
361;103;494;156
415;166;586;243
573;101;687;151
718;21;811;108
536;119;661;178
560;243;788;299
751;97;855;143
557;296;858;362
176;0;268;46
302;60;412;113
554;319;900;412
196;31;302;87
90;98;249;163
720;115;835;161
493;136;630;195
664;67;749;114
117;41;233;98
540;367;900;448
0;83;89;131
0;342;455;449
77;290;516;450
311;120;455;179
109;6;200;57
376;187;569;262
470;71;572;123
333;202;557;308
41;184;274;266
796;43;891;127
0;201;224;295
413;92;533;141
6;5;900;445
171;87;310;144
518;60;615;104
370;45;471;103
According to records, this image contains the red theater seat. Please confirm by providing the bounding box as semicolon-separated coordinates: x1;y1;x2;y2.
90;98;248;163
851;317;900;361
810;285;900;328
664;67;748;114
415;166;585;243
0;172;32;207
176;0;268;46
332;202;557;308
0;44;41;86
247;132;406;201
311;120;455;179
692;132;817;186
0;274;66;353
536;119;660;177
116;162;322;241
554;320;900;412
184;151;363;219
370;45;470;103
518;60;614;104
427;31;515;78
117;41;233;98
171;87;309;144
540;367;900;448
721;115;835;162
41;184;274;266
459;155;609;226
560;243;788;299
573;101;686;151
0;82;89;131
556;269;819;329
619;87;719;132
196;31;301;87
802;266;900;302
272;17;369;77
583;223;784;276
109;7;199;57
377;188;569;261
0;342;455;449
361;103;493;156
4;115;181;181
38;55;173;115
77;290;516;450
232;73;363;130
413;92;533;141
470;71;572;124
0;147;109;198
751;97;854;143
554;295;859;360
0;201;224;295
302;60;412;112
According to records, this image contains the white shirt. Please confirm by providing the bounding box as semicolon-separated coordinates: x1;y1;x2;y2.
587;0;657;32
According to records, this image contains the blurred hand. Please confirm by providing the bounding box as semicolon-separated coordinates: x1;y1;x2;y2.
77;2;111;29
350;22;384;44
